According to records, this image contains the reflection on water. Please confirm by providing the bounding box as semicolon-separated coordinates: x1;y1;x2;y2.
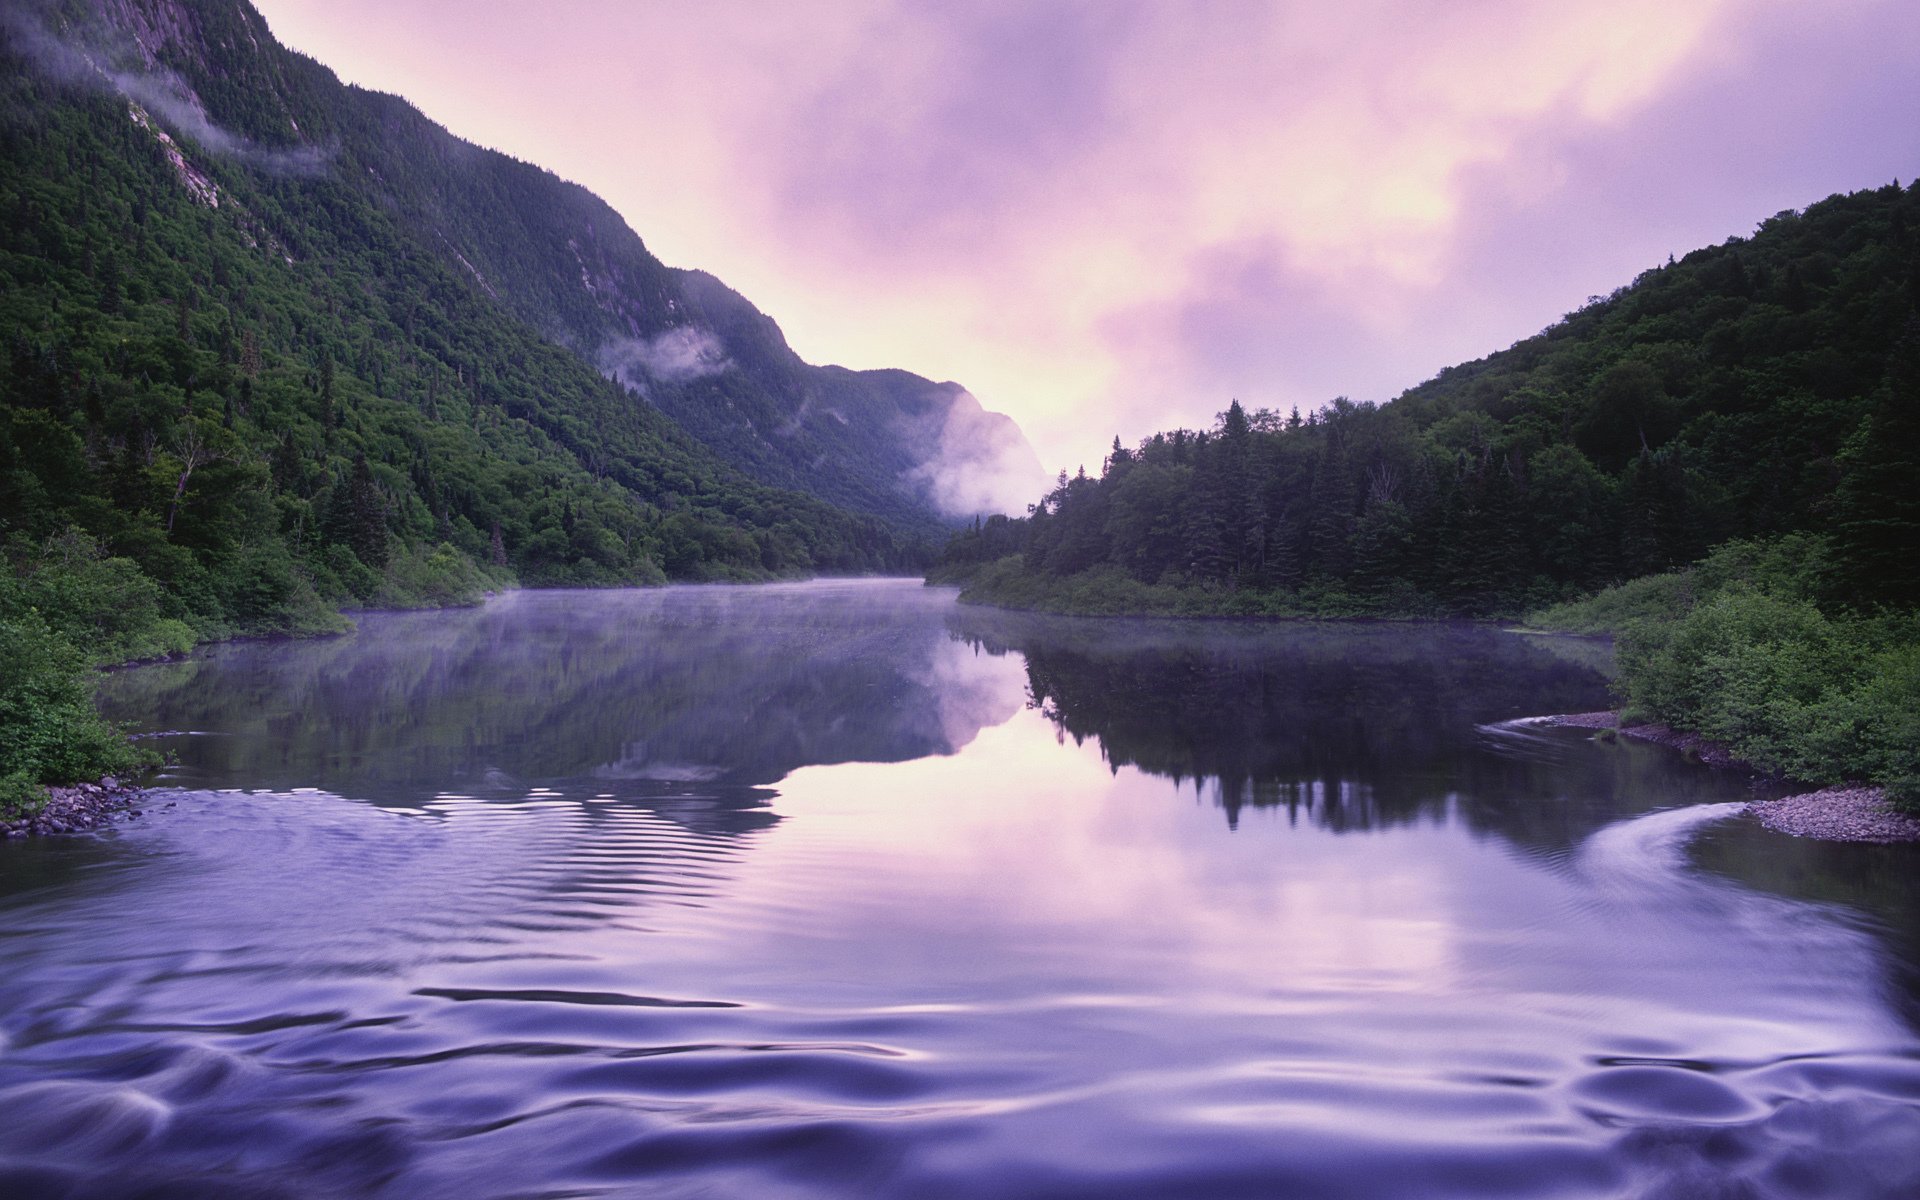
0;580;1915;1199
102;581;1023;801
954;609;1723;844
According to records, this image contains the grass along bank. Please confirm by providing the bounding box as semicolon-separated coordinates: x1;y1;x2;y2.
1526;534;1920;822
942;531;1920;831
0;527;510;824
936;557;1462;621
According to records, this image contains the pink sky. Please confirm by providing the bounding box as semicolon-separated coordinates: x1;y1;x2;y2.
252;0;1919;476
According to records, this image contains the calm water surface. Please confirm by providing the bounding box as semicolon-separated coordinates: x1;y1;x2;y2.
3;580;1918;1198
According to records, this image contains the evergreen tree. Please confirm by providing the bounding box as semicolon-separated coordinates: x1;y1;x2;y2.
1832;322;1920;606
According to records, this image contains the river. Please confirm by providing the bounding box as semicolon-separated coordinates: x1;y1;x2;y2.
2;580;1917;1198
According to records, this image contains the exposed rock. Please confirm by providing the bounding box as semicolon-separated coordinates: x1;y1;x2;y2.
1539;711;1920;844
1748;787;1920;844
2;778;148;839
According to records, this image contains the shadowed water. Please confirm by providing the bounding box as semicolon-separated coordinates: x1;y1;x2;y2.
3;580;1917;1198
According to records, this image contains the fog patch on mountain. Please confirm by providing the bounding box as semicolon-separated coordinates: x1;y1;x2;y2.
3;2;331;176
599;328;733;394
901;387;1050;518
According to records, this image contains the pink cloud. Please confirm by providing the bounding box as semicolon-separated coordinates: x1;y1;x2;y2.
250;0;1920;478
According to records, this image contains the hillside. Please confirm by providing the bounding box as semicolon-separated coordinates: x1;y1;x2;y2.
0;0;1047;615
935;183;1920;810
29;0;1040;532
941;181;1920;617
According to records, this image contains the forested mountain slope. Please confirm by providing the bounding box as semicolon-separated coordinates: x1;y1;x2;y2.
0;0;1031;635
942;182;1920;618
11;0;1040;532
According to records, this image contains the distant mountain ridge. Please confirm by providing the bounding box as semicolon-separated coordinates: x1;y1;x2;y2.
15;0;1043;532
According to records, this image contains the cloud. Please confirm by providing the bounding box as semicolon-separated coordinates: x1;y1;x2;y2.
1095;0;1920;429
726;0;1758;454
246;0;1920;476
900;386;1050;517
3;0;332;176
597;327;733;393
115;69;331;177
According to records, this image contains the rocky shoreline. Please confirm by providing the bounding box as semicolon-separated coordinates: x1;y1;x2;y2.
1539;711;1920;844
2;777;150;839
1748;786;1920;844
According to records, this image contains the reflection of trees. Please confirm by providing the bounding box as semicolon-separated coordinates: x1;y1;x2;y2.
102;586;1024;806
949;609;1754;849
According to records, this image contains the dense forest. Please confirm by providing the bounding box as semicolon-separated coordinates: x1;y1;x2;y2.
939;182;1920;619
939;183;1920;809
0;1;940;603
0;0;980;808
3;0;1038;536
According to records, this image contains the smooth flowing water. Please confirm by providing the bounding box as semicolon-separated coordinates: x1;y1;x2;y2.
4;580;1918;1199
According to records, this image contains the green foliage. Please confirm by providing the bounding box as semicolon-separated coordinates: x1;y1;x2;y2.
1525;533;1839;634
1848;644;1920;810
1529;535;1918;809
372;542;501;610
0;0;932;692
944;182;1920;621
1529;571;1695;635
1616;587;1919;809
6;529;187;661
0;604;149;816
954;557;1446;621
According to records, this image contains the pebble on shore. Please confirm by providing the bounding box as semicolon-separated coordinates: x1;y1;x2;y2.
1;777;148;839
1748;786;1920;844
1536;710;1920;844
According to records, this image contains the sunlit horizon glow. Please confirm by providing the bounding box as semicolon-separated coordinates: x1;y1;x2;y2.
250;0;1919;478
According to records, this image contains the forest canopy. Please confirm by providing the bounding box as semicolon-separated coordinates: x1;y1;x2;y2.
940;183;1920;621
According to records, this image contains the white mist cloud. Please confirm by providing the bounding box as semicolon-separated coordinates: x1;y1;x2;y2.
598;327;733;393
119;71;331;176
902;387;1049;518
4;2;331;176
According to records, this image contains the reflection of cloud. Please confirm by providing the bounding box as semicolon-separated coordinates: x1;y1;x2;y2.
597;328;732;392
900;386;1050;517
910;636;1030;756
765;712;1461;989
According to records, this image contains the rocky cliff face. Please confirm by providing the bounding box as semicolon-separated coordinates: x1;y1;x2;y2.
24;0;1045;528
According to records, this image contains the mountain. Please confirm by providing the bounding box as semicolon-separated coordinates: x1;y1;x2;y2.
0;0;1045;610
940;180;1920;616
53;0;1042;530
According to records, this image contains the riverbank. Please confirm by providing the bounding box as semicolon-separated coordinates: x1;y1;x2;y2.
1540;711;1920;844
942;560;1466;621
1;776;150;839
1748;787;1920;844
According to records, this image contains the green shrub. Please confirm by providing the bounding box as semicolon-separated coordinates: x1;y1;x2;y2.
1618;584;1918;805
1619;591;1852;730
120;618;199;662
0;770;45;818
1529;570;1696;634
1834;642;1920;813
0;611;149;816
5;530;180;663
373;542;499;609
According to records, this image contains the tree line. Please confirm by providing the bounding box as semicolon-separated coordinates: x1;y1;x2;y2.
941;183;1920;619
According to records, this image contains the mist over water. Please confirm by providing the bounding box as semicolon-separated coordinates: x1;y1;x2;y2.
3;581;1917;1198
